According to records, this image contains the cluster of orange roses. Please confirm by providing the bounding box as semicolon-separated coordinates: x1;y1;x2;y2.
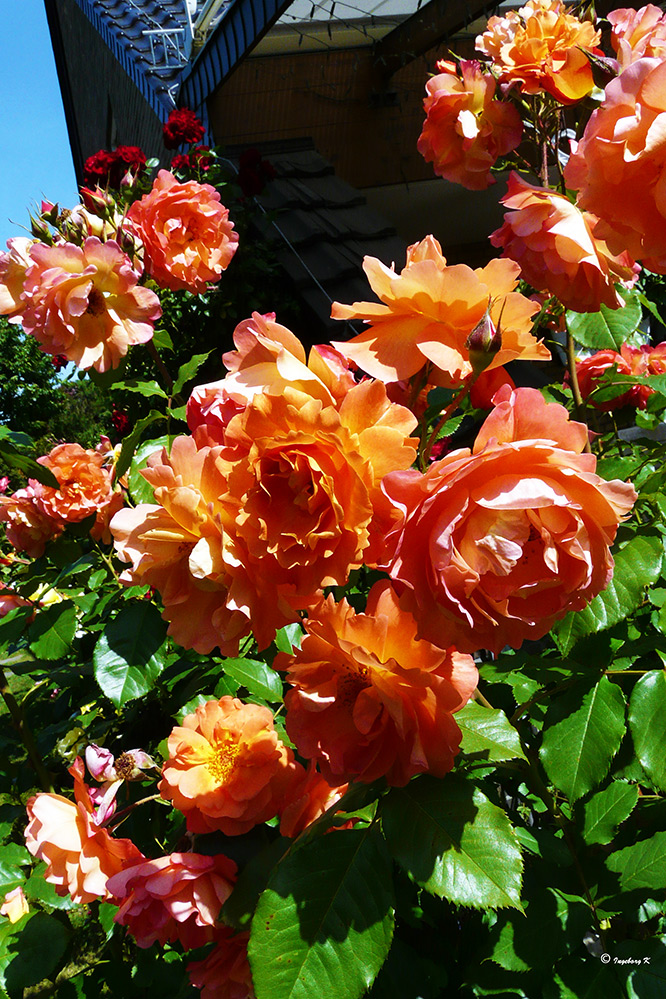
419;1;666;313
0;169;238;372
18;223;637;994
0;439;123;557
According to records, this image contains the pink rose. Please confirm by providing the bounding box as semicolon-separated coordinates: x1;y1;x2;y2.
108;852;237;949
17;238;160;372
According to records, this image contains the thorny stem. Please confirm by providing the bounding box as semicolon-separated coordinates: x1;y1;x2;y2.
96;544;120;583
566;327;592;453
419;379;474;470
108;792;165;830
0;667;53;791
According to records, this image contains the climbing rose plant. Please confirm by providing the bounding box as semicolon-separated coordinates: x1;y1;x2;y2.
1;13;666;996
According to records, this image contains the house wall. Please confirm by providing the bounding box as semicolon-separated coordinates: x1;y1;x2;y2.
48;0;166;180
207;41;475;190
205;37;502;253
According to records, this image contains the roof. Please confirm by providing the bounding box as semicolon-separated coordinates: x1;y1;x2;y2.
70;0;189;115
231;139;407;337
66;0;296;122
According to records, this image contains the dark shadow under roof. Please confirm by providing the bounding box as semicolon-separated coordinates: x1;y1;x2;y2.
227;138;407;338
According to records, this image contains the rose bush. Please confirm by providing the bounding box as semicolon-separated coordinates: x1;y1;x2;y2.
1;44;665;999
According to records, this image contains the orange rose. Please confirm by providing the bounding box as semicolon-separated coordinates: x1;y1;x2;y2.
609;5;666;70
0;486;61;557
378;386;636;654
112;396;402;653
469;366;516;409
127;170;238;292
188;929;255;999
331;235;547;387
110;436;252;655
476;0;600;104
159;696;301;836
107;852;237;950
16;238;160;372
490;173;640;313
24;758;144;904
279;762;350;839
33;443;124;543
564;58;666;272
277;582;478;786
418;59;523;190
187;311;353;446
222;393;377;646
188;313;417;493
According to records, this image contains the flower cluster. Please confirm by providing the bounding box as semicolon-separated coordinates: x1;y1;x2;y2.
476;0;601;103
0;168;238;371
111;313;419;654
417;2;666;313
0;440;124;556
83;146;147;190
9;14;652;996
573;342;666;410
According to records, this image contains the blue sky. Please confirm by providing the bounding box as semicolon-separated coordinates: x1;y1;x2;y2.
0;2;78;246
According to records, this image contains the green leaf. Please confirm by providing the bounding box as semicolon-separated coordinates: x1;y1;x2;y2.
28;602;77;660
616;936;666;999
554;953;628;999
110;379;168;399
173;352;212;395
436;414;465;439
274;623;303;655
382;775;523;910
114;409;165;483
249;827;394;999
486;881;590;973
128;435;169;505
553;535;663;655
222;658;283;702
0;440;59;488
581;782;639;845
0;426;33;449
369;937;448;999
24;863;77;910
93;601;168;707
457;702;526;763
222;837;289;931
540;677;626;803
0;843;31;893
607;831;666;892
152;328;174;352
567;293;642;349
629;671;666;792
4;912;69;992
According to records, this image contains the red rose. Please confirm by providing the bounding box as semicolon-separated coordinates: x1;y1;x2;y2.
163;108;205;149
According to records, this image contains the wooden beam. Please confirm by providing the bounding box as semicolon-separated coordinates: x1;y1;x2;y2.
373;0;496;81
